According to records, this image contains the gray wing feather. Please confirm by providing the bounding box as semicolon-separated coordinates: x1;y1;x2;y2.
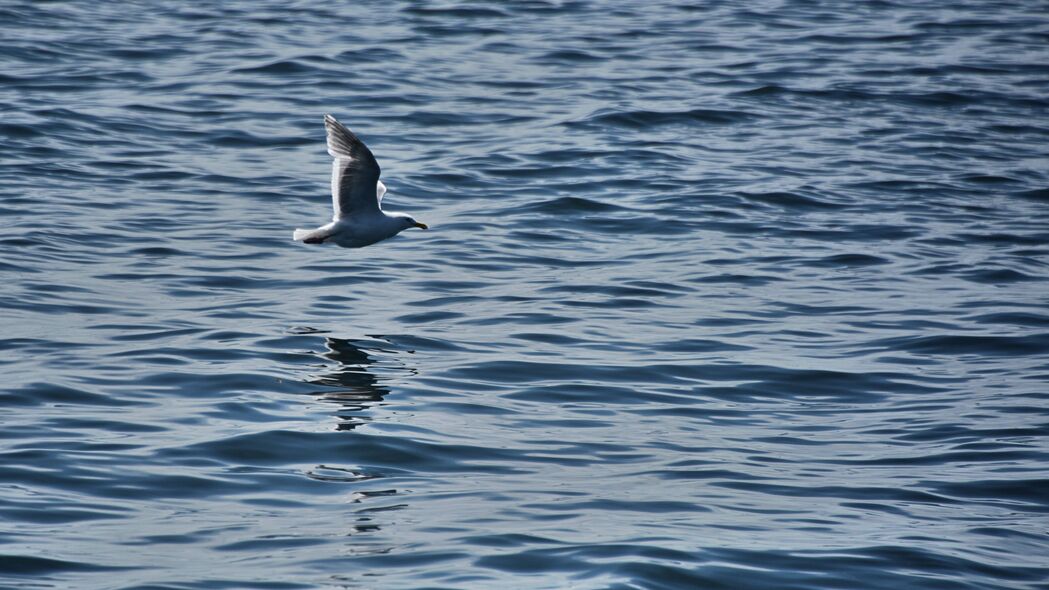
325;114;381;219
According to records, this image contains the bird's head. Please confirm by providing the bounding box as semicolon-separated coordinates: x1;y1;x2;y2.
400;215;428;231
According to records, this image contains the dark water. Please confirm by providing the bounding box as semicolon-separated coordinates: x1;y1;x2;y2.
2;1;1049;588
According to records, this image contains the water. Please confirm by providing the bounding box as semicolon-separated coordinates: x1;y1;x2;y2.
2;1;1048;588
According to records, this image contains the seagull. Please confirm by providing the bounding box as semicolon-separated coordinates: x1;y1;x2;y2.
292;114;427;247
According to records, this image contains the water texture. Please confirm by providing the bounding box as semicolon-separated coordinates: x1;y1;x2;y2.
2;1;1048;588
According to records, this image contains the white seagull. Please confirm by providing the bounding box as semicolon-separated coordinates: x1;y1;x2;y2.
293;114;427;247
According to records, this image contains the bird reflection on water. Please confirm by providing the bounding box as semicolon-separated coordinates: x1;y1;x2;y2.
306;336;409;432
300;336;414;545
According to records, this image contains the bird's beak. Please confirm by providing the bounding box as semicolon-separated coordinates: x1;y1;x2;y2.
414;222;429;230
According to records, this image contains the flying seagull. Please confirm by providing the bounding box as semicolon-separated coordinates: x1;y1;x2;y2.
293;114;427;247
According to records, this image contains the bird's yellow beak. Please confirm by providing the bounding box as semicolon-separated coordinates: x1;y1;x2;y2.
414;222;429;230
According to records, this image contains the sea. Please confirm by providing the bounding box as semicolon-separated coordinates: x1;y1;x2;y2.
2;1;1048;588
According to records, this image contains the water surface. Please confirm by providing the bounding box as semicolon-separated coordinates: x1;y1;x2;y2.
2;1;1048;588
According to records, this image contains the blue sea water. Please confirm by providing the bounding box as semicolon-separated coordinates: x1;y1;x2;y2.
2;1;1049;588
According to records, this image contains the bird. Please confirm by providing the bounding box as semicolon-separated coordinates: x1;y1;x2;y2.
292;114;427;248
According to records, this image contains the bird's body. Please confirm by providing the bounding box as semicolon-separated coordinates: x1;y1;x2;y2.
293;115;427;247
292;210;416;248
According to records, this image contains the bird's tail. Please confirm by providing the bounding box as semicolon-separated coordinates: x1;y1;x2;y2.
292;228;330;244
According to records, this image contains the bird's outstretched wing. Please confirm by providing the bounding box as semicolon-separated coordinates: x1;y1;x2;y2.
376;180;387;205
325;114;381;219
